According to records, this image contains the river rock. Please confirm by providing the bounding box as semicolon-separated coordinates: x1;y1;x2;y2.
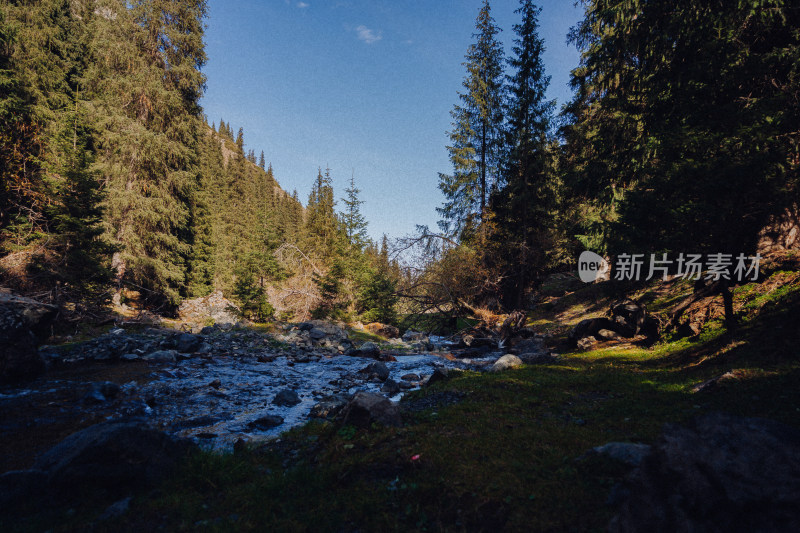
425;366;451;386
298;320;349;343
33;420;195;496
272;389;301;407
309;394;350;420
489;354;523;373
340;392;402;427
359;361;390;381
0;292;57;383
381;378;401;394
610;412;800;532
351;341;381;359
402;329;427;342
248;414;284;430
175;333;202;353
142;349;178;363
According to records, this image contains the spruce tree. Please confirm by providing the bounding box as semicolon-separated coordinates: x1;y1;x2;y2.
87;0;208;306
438;0;505;239
492;0;554;306
341;173;369;250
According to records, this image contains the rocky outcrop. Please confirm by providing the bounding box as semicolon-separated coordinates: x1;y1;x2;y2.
0;292;58;383
178;290;240;328
610;413;800;532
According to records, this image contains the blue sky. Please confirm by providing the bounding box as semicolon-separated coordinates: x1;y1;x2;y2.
201;0;584;242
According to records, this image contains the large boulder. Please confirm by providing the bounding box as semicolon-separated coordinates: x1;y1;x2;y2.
609;299;647;338
32;420;195;496
0;293;58;383
489;354;523;373
178;290;240;327
610;413;800;532
340;392;402;427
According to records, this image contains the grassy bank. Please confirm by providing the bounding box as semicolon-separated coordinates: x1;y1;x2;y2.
8;273;800;532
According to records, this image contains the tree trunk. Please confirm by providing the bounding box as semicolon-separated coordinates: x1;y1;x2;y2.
721;280;737;332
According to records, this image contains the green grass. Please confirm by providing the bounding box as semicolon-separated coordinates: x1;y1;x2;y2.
7;275;800;532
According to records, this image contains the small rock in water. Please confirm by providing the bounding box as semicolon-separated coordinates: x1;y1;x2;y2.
143;350;178;363
399;381;416;390
209;378;222;389
272;389;301;407
120;353;140;362
381;378;401;394
100;382;120;400
358;361;390;381
401;373;420;382
248;414;284;430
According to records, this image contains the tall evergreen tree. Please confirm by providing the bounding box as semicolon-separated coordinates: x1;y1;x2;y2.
438;0;505;239
491;0;555;306
86;0;208;306
341;173;369;250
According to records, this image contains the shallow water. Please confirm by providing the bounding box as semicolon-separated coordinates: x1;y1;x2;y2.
0;347;500;459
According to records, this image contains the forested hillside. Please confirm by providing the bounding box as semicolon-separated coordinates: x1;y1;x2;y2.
0;0;397;323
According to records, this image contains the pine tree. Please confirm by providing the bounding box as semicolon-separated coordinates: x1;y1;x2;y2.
259;151;266;170
341;173;369;250
491;0;555;306
438;0;505;239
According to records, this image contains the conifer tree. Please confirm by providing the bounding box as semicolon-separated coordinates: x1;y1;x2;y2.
341;173;369;250
259;151;266;170
87;0;208;305
491;0;554;306
438;0;505;239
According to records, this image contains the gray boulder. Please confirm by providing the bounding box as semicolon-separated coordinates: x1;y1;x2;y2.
359;361;390;381
576;336;598;351
610;413;800;532
489;354;523;373
381;378;401;394
0;293;57;383
178;290;240;326
175;333;202;353
272;388;301;407
340;392;402;427
402;329;427;342
355;341;381;359
309;394;350;420
142;349;178;363
248;414;284;430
